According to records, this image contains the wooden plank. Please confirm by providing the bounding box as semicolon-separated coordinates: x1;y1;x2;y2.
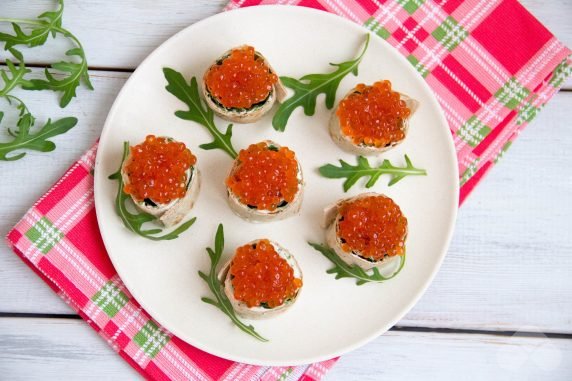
0;317;139;380
0;0;228;69
0;68;570;332
330;329;572;381
0;317;570;380
0;0;570;89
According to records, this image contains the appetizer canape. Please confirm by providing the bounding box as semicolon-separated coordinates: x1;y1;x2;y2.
219;239;303;319
330;81;418;155
121;135;200;227
203;45;286;123
226;140;303;222
324;193;407;270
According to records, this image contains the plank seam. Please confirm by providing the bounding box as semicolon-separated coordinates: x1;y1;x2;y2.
1;313;570;339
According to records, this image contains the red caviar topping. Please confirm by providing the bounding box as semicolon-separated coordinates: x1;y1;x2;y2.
205;46;278;109
230;240;302;308
124;135;196;204
226;142;299;211
337;195;407;261
336;81;411;147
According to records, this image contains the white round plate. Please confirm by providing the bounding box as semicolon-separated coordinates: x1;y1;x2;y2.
94;5;458;366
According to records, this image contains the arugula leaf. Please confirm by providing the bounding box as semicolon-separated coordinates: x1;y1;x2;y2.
198;224;268;342
272;34;370;132
0;0;92;162
308;242;406;285
0;0;93;108
0;0;64;49
163;68;238;159
24;47;93;107
0;111;76;161
319;155;427;192
108;141;197;241
0;57;32;97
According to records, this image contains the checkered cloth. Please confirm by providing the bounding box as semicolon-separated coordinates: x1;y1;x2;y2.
6;1;570;380
227;0;571;203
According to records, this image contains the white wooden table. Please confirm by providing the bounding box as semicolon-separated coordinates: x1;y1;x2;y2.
1;1;571;380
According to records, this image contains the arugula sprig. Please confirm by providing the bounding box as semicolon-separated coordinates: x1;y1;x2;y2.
108;142;197;241
272;34;370;132
319;155;427;192
0;104;76;161
199;224;268;342
24;47;92;108
0;52;77;161
0;51;33;97
0;0;92;161
0;0;64;48
0;0;93;108
308;242;406;285
163;68;238;159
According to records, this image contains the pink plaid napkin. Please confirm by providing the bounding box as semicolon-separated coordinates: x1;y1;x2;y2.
227;0;571;203
6;1;570;380
7;146;335;380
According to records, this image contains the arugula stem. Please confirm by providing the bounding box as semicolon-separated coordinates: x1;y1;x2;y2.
347;167;427;177
4;94;28;112
52;26;84;52
0;18;45;25
0;18;87;66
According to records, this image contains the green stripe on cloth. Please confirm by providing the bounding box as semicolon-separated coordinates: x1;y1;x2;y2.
494;77;531;110
25;217;64;254
549;58;572;88
432;16;468;52
134;320;170;358
457;116;491;147
517;102;540;125
460;159;480;186
91;280;129;318
407;54;430;78
397;0;426;14
494;141;513;163
364;17;391;39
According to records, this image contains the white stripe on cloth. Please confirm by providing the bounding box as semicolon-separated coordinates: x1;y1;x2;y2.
328;0;362;24
133;323;169;365
388;2;501;123
250;365;273;381
220;363;247;381
369;0;404;34
305;361;329;380
89;278;127;316
27;186;94;263
364;1;502;129
25;203;106;298
229;363;255;381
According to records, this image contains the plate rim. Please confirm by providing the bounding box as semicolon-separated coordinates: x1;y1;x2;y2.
94;4;459;366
